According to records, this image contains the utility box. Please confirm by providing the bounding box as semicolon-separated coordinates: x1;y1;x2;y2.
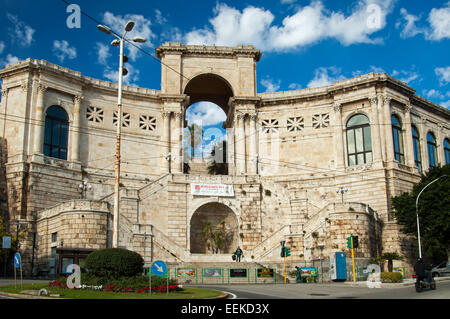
330;252;347;281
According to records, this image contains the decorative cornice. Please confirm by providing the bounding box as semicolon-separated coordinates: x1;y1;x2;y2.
156;42;262;62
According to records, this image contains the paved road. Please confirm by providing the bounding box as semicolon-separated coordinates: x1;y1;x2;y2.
191;279;450;299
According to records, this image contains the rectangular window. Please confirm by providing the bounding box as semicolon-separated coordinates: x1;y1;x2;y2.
51;232;57;242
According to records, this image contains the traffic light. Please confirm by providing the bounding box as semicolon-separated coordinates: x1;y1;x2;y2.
353;236;359;248
285;247;291;257
346;236;352;248
281;247;285;257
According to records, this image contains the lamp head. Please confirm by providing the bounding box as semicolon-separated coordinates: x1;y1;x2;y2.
125;21;135;32
97;25;112;35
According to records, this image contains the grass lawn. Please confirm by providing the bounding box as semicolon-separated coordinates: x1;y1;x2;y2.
0;283;224;299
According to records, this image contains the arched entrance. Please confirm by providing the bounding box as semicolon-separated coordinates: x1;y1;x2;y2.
183;74;233;175
190;202;238;254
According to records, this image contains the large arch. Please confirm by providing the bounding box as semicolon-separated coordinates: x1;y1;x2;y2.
184;73;234;115
189;202;239;254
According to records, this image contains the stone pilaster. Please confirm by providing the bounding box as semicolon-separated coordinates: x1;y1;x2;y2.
162;111;171;173
1;88;8;138
369;96;383;163
33;83;47;154
333;102;345;168
383;96;395;164
171;112;183;173
71;94;83;162
403;103;415;168
235;113;246;175
248;113;258;174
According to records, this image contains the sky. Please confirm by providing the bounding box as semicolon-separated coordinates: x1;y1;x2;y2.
0;0;449;156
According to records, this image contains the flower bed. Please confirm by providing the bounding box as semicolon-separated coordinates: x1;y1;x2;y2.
49;280;182;294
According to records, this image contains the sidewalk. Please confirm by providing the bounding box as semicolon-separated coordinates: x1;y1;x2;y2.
343;276;450;288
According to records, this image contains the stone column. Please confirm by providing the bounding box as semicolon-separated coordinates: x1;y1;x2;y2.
383;96;395;163
369;96;383;163
333;103;346;168
33;83;47;154
171;112;183;173
1;88;8;138
403;103;415;167
418;117;429;170
235;113;246;175
71;94;83;162
248;114;257;174
436;124;444;166
162;112;171;173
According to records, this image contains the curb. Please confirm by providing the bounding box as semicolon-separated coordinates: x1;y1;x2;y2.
343;276;450;288
0;291;61;299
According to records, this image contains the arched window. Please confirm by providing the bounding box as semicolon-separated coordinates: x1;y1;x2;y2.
346;114;372;166
444;138;450;165
391;115;404;164
427;132;437;168
412;126;422;172
44;106;69;160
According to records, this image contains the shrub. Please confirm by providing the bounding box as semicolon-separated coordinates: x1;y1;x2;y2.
85;248;144;279
380;272;403;283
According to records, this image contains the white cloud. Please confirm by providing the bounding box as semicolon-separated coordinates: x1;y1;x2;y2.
95;42;111;65
427;2;450;41
52;40;77;63
307;66;346;88
102;12;155;61
185;102;226;127
435;66;450;85
185;1;394;51
396;2;450;41
423;89;445;100
391;69;420;84
288;83;302;90
103;64;140;86
6;13;35;47
441;100;450;109
0;54;21;68
0;42;5;55
397;8;424;39
261;77;281;93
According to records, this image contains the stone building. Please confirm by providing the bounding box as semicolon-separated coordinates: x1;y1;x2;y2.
0;42;449;277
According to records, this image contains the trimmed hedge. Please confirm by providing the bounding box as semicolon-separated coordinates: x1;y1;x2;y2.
85;248;144;279
380;272;403;283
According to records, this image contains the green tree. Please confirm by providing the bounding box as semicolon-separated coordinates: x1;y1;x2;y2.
391;165;450;264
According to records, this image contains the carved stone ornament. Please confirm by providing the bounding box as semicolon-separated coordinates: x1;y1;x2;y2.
369;96;378;106
73;95;84;104
333;103;342;113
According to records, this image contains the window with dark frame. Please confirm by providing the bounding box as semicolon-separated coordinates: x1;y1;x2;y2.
444;138;450;165
391;114;405;164
346;114;372;166
44;106;69;160
51;232;57;243
427;132;438;168
412;125;422;172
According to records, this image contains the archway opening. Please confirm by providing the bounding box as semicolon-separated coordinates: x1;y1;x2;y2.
183;74;233;175
190;202;238;254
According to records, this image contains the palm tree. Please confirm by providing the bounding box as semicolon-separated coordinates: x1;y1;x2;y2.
184;124;203;158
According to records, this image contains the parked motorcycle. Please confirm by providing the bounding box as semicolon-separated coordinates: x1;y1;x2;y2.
413;274;436;292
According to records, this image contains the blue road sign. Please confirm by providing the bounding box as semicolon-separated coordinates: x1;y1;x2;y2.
14;253;21;268
2;236;11;249
151;260;167;276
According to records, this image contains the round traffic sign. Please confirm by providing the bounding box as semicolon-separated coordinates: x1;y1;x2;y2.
151;260;167;276
14;253;21;268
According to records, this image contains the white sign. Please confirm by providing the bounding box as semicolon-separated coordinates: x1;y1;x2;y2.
190;183;234;197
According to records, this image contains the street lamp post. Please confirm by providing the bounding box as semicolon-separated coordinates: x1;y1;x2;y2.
415;174;448;259
336;186;349;204
97;21;146;248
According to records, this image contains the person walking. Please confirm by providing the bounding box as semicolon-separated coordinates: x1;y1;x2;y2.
234;246;243;262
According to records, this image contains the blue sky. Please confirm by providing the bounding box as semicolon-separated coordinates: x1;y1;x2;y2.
1;0;449;156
